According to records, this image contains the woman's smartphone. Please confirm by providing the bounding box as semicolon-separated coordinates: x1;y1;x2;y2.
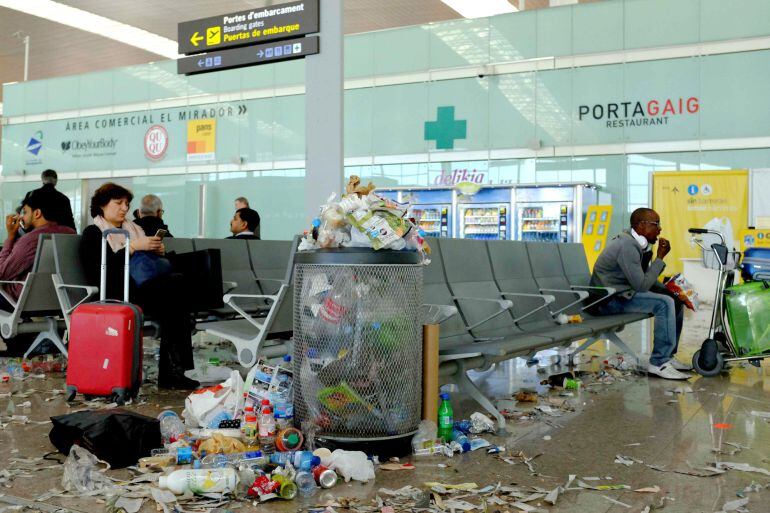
154;229;168;239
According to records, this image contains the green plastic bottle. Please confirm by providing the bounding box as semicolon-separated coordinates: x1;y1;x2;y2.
437;393;453;442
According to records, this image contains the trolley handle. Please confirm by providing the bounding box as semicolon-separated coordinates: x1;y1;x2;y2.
688;228;726;245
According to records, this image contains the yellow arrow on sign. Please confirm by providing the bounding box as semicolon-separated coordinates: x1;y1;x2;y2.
190;31;204;47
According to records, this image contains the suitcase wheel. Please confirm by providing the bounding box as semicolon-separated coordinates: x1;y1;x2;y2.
112;389;128;406
65;387;77;403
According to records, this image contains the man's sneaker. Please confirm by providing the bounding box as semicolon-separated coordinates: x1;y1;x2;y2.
668;358;693;372
648;362;690;380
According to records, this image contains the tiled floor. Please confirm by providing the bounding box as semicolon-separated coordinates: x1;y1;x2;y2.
1;306;768;513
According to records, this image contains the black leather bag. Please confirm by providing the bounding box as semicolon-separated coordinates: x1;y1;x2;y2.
167;249;225;311
49;409;161;468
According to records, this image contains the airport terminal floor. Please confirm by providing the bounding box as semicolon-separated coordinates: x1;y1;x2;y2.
1;307;769;513
3;0;770;512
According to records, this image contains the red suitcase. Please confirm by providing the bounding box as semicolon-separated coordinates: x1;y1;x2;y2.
66;228;143;404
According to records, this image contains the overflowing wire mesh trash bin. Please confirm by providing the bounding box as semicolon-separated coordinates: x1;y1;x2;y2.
293;249;423;444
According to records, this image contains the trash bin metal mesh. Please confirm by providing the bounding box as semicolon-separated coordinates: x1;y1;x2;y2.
294;263;423;440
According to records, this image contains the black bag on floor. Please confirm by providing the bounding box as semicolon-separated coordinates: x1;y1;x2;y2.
49;409;162;468
167;249;224;311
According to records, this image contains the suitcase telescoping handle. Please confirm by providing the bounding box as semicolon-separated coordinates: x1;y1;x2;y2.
101;228;131;302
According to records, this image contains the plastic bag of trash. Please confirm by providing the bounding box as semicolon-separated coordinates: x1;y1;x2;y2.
183;370;244;428
328;449;375;482
61;445;116;494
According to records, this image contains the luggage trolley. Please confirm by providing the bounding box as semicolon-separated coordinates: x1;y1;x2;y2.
689;228;770;376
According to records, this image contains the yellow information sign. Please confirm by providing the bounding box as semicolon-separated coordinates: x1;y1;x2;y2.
652;170;749;275
187;119;216;162
177;0;319;55
740;228;770;253
582;205;613;271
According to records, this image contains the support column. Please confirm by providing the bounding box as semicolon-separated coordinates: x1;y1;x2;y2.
305;0;344;224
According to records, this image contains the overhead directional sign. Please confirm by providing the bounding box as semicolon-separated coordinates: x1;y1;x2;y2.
177;36;319;76
178;0;319;55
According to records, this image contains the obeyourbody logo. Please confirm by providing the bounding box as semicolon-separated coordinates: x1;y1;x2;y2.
60;138;118;153
578;97;699;128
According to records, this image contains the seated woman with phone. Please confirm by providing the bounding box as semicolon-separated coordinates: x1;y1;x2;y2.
79;183;198;390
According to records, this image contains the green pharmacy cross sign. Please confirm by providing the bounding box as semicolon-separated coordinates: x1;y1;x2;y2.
424;106;467;150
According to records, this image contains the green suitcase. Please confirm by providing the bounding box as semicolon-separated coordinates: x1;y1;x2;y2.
725;281;770;357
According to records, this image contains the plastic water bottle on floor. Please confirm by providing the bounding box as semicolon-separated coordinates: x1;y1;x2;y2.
605;355;629;371
450;429;471;452
258;399;276;453
158;411;186;444
295;470;316;496
437;393;454;443
7;361;24;380
269;451;320;470
200;450;265;469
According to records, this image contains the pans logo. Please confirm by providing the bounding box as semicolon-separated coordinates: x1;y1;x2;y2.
578;97;699;128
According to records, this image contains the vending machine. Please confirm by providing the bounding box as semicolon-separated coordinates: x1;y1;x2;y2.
456;187;511;240
402;189;453;238
376;188;454;238
513;185;599;243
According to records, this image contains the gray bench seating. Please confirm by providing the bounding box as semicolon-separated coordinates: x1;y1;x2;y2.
47;231;650;432
192;238;268;318
422;237;652;430
193;238;297;368
0;234;68;358
50;234;163;339
50;234;294;369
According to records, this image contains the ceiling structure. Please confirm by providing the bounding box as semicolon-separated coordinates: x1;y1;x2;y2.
0;0;601;105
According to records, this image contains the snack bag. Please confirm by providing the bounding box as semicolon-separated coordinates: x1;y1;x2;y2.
665;273;699;311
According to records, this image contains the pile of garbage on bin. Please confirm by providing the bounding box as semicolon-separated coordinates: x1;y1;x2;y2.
298;175;431;260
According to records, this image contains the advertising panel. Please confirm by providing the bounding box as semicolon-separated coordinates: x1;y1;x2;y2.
652;170;749;276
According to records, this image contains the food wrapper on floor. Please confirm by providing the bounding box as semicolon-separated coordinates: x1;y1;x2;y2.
665;273;699;311
298;176;431;261
197;433;247;455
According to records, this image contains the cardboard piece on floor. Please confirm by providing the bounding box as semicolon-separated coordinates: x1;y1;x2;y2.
715;462;770;476
379;463;415;471
634;486;661;493
601;495;631;509
718;497;749;512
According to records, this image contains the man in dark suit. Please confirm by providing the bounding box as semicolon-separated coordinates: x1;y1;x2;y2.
227;207;260;240
35;170;76;231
